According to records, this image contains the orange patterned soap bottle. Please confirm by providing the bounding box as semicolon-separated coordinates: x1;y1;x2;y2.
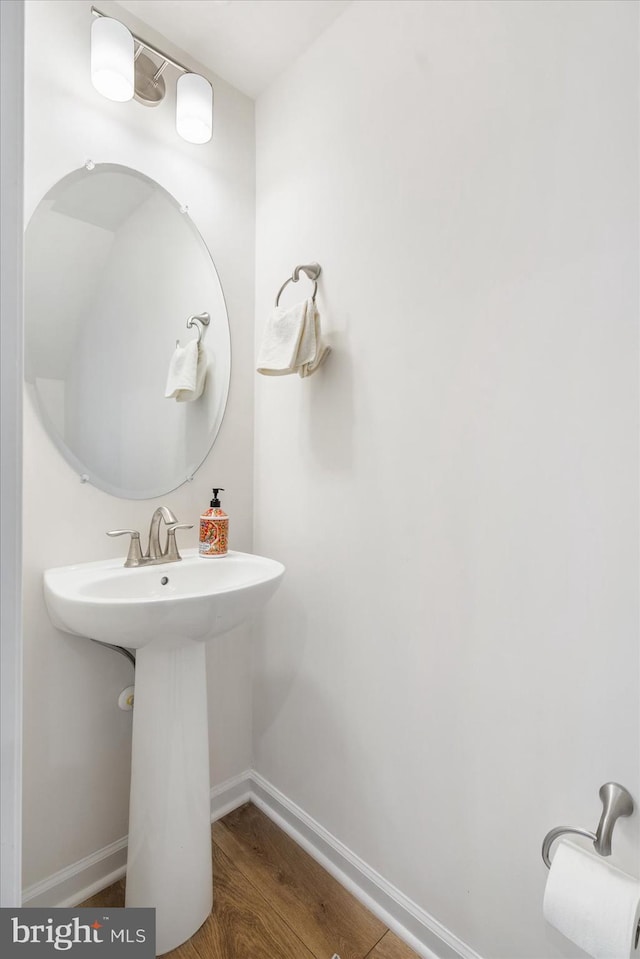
199;488;229;558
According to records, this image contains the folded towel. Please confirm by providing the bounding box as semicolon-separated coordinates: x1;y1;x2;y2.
165;339;207;401
257;298;329;377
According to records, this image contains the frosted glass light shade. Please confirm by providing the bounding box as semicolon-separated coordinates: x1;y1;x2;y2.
176;74;213;144
91;17;134;102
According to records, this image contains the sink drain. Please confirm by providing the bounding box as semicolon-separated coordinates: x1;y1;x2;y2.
160;576;169;586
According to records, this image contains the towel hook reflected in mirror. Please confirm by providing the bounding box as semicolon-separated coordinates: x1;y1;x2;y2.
186;311;210;344
177;311;210;347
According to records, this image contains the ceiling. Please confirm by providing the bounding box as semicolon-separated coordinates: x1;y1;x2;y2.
116;0;352;99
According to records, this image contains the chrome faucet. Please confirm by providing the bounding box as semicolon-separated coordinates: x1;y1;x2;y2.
107;507;193;568
147;506;177;560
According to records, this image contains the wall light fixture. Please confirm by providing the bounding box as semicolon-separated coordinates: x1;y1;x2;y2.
91;15;134;102
90;7;213;145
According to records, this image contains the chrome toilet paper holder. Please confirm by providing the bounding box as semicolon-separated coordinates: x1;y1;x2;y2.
542;782;634;869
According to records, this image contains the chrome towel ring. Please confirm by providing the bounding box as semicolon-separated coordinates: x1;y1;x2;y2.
275;263;322;306
541;782;634;868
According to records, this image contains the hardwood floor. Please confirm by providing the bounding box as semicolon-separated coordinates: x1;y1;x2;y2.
365;931;421;959
81;803;418;959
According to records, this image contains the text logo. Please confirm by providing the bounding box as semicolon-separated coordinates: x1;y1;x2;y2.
0;908;155;956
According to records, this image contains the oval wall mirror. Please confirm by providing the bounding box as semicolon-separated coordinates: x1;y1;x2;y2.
24;163;231;499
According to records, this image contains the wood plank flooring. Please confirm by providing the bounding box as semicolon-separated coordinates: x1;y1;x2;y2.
81;802;418;959
366;931;421;959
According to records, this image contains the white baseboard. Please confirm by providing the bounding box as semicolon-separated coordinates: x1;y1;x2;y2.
21;771;252;910
22;769;480;959
21;837;128;909
210;769;253;821
251;771;481;959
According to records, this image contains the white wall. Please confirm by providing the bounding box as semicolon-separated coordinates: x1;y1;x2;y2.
22;0;254;891
253;2;639;957
1;0;24;909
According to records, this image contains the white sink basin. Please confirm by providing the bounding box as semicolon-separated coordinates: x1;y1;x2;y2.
44;548;285;649
43;546;284;956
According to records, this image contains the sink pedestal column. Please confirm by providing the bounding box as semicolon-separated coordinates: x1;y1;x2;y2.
125;642;212;956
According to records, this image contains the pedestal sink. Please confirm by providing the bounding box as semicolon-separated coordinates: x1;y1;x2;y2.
44;548;284;955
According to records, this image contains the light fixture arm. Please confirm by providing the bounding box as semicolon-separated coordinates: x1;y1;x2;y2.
153;61;169;83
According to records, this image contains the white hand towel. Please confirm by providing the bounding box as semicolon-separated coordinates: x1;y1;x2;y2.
257;298;329;377
165;340;208;402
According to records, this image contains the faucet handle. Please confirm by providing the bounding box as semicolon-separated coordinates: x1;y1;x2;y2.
106;529;143;568
165;524;194;562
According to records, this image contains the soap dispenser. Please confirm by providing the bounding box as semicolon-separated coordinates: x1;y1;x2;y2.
199;488;229;557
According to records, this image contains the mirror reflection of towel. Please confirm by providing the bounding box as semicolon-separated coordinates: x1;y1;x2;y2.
165;340;208;401
257;298;329;377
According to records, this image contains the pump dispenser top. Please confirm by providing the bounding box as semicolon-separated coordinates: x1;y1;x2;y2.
210;488;224;507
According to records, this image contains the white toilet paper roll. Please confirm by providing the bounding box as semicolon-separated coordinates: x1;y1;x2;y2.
543;839;640;959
